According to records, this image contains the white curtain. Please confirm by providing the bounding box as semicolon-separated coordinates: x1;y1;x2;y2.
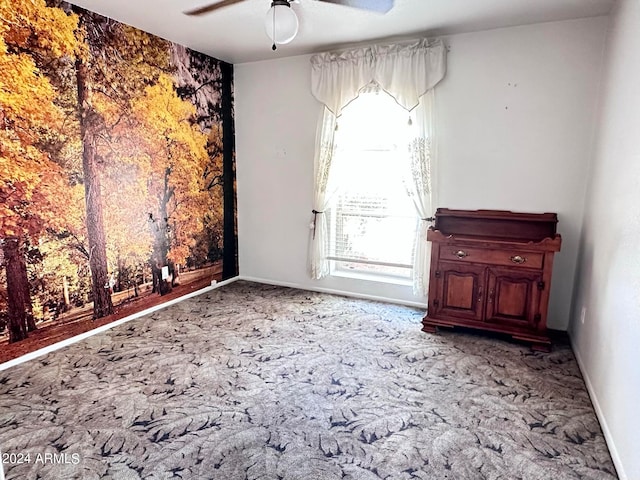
308;38;446;286
406;90;436;295
309;107;339;279
311;38;446;116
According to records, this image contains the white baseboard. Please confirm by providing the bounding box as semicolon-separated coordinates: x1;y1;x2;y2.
0;276;240;372
238;275;428;309
570;337;626;480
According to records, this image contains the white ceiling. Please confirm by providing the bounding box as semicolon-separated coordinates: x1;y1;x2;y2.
66;0;614;64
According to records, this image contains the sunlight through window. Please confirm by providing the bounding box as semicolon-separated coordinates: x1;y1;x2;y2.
327;88;418;281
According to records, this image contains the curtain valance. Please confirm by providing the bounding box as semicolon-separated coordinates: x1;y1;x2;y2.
310;38;446;116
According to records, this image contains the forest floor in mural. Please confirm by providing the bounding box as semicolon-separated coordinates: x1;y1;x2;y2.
0;263;222;364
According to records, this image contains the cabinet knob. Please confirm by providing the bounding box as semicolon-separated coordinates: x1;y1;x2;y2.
510;255;526;264
454;250;468;259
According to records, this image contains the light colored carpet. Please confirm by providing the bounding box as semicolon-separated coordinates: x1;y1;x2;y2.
0;281;616;479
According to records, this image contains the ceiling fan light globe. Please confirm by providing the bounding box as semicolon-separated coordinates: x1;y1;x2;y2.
265;3;299;45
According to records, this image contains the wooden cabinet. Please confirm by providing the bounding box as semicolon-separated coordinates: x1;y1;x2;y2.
423;209;562;350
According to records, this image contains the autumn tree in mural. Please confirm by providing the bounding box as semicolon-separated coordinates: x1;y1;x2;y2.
131;74;210;294
70;11;171;316
0;0;236;351
0;0;79;342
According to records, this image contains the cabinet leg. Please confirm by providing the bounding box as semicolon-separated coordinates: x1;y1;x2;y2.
530;342;551;353
422;322;437;334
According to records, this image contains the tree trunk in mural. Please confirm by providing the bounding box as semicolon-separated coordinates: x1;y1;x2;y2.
150;167;174;296
20;253;37;332
75;57;113;319
63;276;70;310
221;62;237;279
3;238;33;343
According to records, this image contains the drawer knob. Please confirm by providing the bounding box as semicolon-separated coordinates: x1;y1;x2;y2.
454;250;468;259
510;255;526;264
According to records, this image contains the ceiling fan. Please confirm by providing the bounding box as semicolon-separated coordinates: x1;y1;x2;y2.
184;0;394;50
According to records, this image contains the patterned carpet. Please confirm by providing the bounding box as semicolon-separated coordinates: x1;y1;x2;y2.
0;281;616;479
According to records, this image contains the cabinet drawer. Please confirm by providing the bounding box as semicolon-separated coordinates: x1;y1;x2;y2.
438;246;543;269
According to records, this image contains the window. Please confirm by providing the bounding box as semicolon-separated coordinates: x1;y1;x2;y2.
327;88;418;281
309;40;444;292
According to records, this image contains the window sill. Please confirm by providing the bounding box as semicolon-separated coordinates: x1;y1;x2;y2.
330;269;413;287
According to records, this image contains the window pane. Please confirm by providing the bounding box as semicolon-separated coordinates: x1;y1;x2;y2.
328;90;417;280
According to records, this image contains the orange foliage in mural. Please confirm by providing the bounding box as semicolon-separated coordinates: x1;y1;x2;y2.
0;0;78;238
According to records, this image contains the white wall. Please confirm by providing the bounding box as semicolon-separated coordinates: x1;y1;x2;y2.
234;17;608;326
569;0;640;478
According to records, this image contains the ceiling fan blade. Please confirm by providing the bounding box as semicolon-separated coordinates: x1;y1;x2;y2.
184;0;248;16
315;0;394;13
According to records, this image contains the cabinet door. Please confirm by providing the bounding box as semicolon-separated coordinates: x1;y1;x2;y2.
432;262;486;321
485;267;542;329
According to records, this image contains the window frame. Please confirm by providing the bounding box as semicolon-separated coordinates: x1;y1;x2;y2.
325;89;418;283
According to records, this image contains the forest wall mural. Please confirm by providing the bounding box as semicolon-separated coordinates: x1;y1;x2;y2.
0;0;238;356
